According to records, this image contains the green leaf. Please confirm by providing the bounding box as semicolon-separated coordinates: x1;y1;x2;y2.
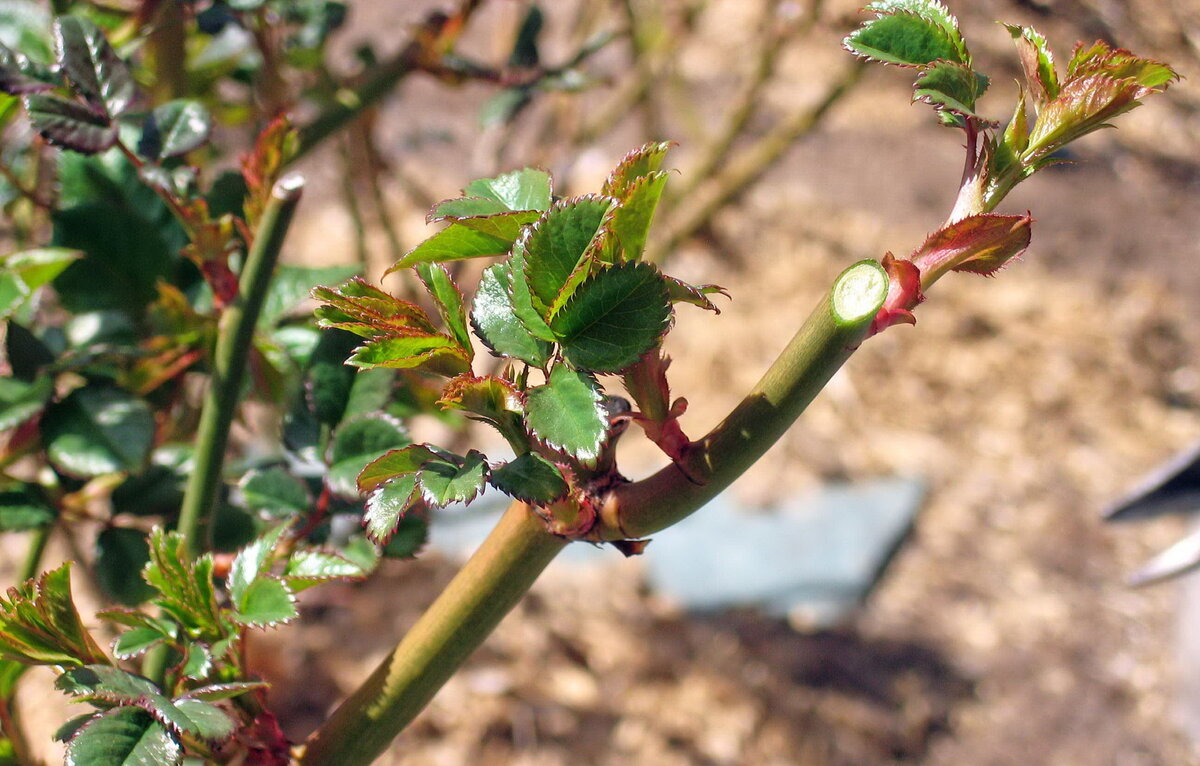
5;322;54;381
305;328;360;427
111;627;168;660
380;516;428;558
356;444;441;493
524;365;607;461
508;3;543;67
64;707;181;766
913;60;988;118
231;577;297;627
489;452;568;504
347;332;469;376
415;262;472;356
52;151;187;315
602;141;673;200
462;167;552;212
326;413;409;499
342;368;395;419
551;261;672;373
283;549;367;591
843;10;963;67
417;450;489;507
1005;24;1058;108
430;196;509;220
432;207;541;242
363;474;419;545
23;93;115;153
0;484;53;531
0;375;51;430
390;223;512;271
53;17;134;118
178;642;211;680
238;467;310;518
0;483;53;531
520;195;614;317
506;246;556;343
43;386;153;478
56;664;158;702
0;248;79;317
95;528;155;606
170;698;235;741
480;87;530;128
110;445;192;518
180;681;268;702
611;171;668;260
227;524;289;610
470;262;552;365
863;1;964;57
137;99;211;160
262;264;359;330
54;713;97;745
142;529;221;639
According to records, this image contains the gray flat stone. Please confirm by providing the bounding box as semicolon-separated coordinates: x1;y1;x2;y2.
643;477;925;627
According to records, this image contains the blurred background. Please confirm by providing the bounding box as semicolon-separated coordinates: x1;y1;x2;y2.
8;0;1200;763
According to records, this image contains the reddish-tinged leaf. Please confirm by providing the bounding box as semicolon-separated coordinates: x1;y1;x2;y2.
1005;25;1058;108
312;278;438;336
53;17;134;118
664;276;728;313
1066;40;1178;88
241;116;297;227
909;213;1032;285
602;141;674;200
0;42;56;95
437;374;523;423
1023;42;1178;159
868;253;923;337
23;93;115;153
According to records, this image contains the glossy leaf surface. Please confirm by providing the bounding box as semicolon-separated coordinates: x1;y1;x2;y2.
525;365;606;461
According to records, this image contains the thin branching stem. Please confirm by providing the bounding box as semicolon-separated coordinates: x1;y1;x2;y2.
293;0;485;162
175;176;305;555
